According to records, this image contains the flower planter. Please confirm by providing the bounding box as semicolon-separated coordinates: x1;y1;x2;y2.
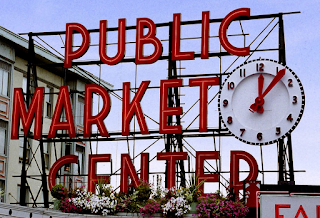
116;212;141;217
190;202;198;213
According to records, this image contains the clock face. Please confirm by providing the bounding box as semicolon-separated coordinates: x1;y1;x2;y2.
218;59;305;145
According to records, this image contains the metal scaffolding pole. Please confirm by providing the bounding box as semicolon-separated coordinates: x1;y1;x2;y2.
278;13;295;184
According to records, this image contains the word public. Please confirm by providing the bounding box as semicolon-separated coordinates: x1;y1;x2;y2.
64;8;250;68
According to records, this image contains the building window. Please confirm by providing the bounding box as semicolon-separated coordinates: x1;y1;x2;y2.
64;142;71;172
0;180;5;202
22;76;34;95
22;77;27;94
0;120;7;156
43;142;50;169
19;133;31;164
45;87;53;118
0;61;10;97
75;145;85;175
77;96;84;126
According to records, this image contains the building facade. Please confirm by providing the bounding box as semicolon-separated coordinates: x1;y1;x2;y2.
0;26;112;205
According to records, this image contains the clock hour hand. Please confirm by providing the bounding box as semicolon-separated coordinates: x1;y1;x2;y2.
250;74;265;112
258;74;264;97
250;69;285;113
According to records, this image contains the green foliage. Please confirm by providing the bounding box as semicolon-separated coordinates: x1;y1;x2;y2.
95;177;112;197
186;173;205;202
135;181;151;202
51;184;67;200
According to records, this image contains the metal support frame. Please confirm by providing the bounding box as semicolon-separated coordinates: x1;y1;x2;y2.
165;23;186;188
277;14;295;184
20;34;49;207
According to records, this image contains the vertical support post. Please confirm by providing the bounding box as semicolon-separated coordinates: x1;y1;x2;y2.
20;33;34;206
20;33;48;207
277;139;285;182
278;14;286;65
166;22;186;188
287;134;295;182
278;14;286;184
39;139;49;208
167;22;173;153
278;14;295;184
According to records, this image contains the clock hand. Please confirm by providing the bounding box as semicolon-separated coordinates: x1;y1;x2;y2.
260;68;285;98
250;69;285;113
258;74;264;96
249;74;265;112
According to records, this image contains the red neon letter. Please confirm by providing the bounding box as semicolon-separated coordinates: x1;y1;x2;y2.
88;154;111;193
135;18;162;64
157;152;187;189
11;87;44;140
201;11;210;59
219;8;250;56
122;81;150;136
230;150;258;198
317;206;320;218
120;153;149;193
172;13;194;60
64;23;90;68
84;84;110;137
48;155;78;190
48;86;76;138
195;151;219;195
159;79;183;134
295;205;308;218
99;19;126;65
275;204;290;218
189;77;219;132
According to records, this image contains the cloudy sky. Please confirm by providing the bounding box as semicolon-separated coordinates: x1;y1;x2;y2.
1;1;320;192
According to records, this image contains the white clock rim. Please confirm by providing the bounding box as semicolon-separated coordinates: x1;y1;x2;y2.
218;58;305;146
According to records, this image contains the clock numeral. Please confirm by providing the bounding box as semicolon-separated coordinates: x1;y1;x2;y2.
257;132;263;141
287;114;293;122
240;128;245;137
288;79;293;87
227;82;235;90
223;99;228;107
292;96;297;104
240;69;246;77
276;127;281;135
227;116;233;124
256;63;264;72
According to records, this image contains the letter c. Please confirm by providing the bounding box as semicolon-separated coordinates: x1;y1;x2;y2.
219;8;250;56
48;155;78;190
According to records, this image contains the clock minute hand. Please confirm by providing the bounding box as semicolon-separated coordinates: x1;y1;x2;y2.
260;68;285;98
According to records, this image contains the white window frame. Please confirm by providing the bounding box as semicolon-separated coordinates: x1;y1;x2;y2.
77;96;85;126
19;131;32;165
45;87;53;118
0;120;7;156
0;61;10;97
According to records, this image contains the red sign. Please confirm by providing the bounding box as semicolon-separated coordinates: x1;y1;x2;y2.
64;8;251;68
11;8;259;195
48;150;258;194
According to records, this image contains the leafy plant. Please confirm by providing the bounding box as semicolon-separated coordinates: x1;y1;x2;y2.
136;180;151;202
95;177;111;197
51;184;67;200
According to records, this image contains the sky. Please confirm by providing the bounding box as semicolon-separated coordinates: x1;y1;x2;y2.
1;1;320;193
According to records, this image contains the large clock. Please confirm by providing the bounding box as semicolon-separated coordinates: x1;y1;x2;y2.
218;59;305;145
